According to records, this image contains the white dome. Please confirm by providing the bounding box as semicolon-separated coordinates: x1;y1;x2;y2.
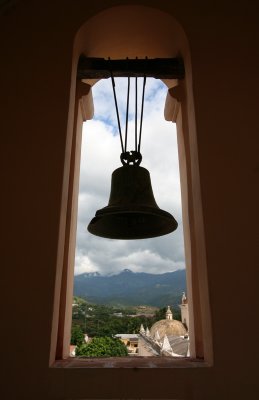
150;319;187;339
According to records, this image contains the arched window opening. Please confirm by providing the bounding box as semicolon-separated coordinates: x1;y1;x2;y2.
52;5;213;367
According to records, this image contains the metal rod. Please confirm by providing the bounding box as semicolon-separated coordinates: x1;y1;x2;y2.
110;73;124;153
125;77;130;153
135;77;138;152
138;76;146;153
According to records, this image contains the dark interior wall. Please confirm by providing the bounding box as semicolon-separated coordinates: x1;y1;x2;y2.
1;1;259;399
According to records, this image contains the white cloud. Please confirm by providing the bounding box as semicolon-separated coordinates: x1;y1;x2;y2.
74;78;185;276
115;249;185;274
74;253;99;275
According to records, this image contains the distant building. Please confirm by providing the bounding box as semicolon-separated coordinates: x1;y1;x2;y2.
69;345;76;357
114;334;139;355
113;312;123;317
138;298;190;357
150;305;187;338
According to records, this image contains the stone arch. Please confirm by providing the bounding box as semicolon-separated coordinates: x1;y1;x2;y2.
52;5;212;365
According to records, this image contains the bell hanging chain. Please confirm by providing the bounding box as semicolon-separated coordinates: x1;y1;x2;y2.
135;76;138;153
110;59;146;166
124;76;130;154
138;75;146;153
110;71;125;154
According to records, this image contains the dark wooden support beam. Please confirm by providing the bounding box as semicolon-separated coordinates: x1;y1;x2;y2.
77;57;185;80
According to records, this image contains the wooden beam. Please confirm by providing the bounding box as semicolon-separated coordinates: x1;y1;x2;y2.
77;57;185;80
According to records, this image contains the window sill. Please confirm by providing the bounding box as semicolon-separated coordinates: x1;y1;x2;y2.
52;356;209;369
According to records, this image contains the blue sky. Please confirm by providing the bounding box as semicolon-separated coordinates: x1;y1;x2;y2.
74;78;185;275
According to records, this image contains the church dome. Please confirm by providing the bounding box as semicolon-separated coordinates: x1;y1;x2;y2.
150;306;187;339
150;319;187;338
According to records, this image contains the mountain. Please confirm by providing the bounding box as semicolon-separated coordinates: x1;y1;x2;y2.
73;269;186;308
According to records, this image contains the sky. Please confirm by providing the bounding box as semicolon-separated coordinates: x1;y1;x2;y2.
74;77;185;276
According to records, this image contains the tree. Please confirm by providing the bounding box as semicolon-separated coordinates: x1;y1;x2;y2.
76;336;128;357
71;325;85;346
153;307;167;322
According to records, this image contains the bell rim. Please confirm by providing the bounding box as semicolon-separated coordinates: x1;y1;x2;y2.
95;204;176;220
87;208;178;240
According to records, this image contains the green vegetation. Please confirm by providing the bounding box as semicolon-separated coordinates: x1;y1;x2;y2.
70;297;183;357
71;296;181;339
70;324;85;346
72;298;155;337
76;336;128;357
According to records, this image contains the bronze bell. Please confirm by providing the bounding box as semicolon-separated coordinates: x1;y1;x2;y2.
87;164;178;239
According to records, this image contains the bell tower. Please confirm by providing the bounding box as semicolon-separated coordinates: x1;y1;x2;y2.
179;292;189;330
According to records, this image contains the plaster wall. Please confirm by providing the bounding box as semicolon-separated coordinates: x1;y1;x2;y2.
1;1;259;399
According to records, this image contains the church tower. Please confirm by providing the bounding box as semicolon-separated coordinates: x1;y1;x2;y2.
179;292;189;330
